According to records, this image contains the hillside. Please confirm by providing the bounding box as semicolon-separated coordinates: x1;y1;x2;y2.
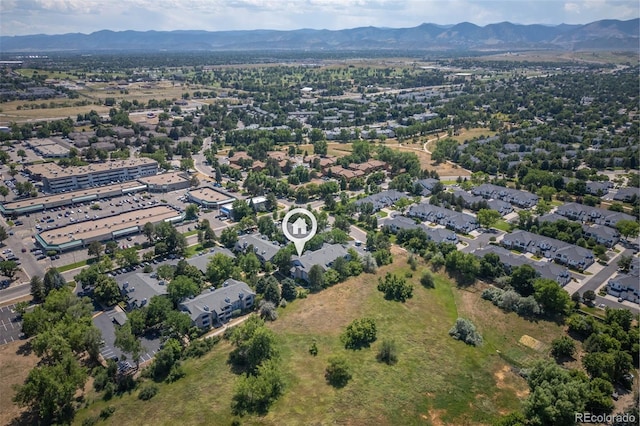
0;19;638;52
72;252;567;425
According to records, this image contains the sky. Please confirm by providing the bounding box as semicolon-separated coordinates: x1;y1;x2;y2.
2;0;639;36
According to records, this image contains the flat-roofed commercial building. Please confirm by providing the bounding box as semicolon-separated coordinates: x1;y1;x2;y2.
36;204;183;252
187;186;236;209
0;181;147;217
27;138;71;158
138;172;191;193
27;158;158;193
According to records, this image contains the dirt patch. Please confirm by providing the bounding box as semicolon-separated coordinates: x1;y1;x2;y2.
494;365;529;399
519;335;546;352
428;409;446;426
0;339;39;425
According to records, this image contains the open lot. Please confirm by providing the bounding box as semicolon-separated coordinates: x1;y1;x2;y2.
73;252;566;425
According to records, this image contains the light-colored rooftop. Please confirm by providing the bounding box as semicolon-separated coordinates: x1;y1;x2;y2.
39;205;180;245
138;172;190;186
27;157;157;180
2;181;143;210
189;187;234;203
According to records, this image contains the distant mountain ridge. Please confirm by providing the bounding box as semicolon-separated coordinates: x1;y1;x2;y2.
1;19;637;52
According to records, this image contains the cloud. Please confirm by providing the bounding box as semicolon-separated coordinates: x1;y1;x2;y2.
1;0;638;35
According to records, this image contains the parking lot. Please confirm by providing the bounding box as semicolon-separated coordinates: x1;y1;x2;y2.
93;307;162;364
0;304;24;345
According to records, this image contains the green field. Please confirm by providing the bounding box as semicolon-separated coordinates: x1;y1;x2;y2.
73;253;565;425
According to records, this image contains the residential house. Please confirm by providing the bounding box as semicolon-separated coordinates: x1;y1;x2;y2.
556;203;636;228
179;279;255;329
291;243;350;282
471;183;539;208
554;246;595;271
582;224;620;248
234;234;283;264
407;203;478;233
425;227;459;244
501;229;595;270
585;181;613;196
355;189;408;212
228;151;251;165
384;215;424;233
613;187;638;203
607;274;639;303
415;178;440;196
348;160;387;174
326;167;365;181
473;246;571;286
186;247;236;274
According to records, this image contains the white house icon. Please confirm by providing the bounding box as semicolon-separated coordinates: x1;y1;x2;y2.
291;217;308;236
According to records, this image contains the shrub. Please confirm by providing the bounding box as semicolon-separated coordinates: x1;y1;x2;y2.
377;273;413;302
259;300;278;321
309;340;318;356
342;317;377;349
550;336;576;359
143;264;153;273
377;339;398;365
325;356;352;388
99;406;115;420
138;384;159;401
82;416;99;426
420;271;435;288
449;318;483;346
166;364;186;383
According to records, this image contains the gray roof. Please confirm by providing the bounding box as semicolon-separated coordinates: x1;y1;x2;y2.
179;279;255;321
472;183;538;207
235;233;282;262
292;243;349;273
355;189;407;211
186;246;236;273
384;215;424;232
118;272;168;308
416;178;440;195
424;227;458;244
613;187;638;201
538;213;568;223
609;274;640;292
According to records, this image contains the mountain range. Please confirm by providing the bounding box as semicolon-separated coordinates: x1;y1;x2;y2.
1;19;638;53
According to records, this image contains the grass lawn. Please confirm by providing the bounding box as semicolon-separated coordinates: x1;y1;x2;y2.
73;254;564;425
493;220;511;232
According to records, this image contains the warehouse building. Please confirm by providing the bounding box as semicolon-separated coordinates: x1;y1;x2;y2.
187;186;236;209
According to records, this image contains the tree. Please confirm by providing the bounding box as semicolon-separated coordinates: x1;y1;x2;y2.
476;208;501;230
617;255;633;272
0;260;19;278
229;318;279;373
220;227;238;248
185;204;199;220
377;339;398;365
43;268;66;296
583;289;596;305
142;222;155;243
232;359;285;415
167;276;199;305
13;355;87;424
263;280;281;305
550;336;576;359
206;253;235;287
114;322;144;369
341;317;377;349
616;219;640;241
272;247;292;273
0;186;8;201
377;272;413;302
308;264;325;292
259;300;278;321
313;139;328;155
534;278;571;316
523;360;588;426
449;318;483;346
0;226;8;243
280;278;297;302
509;264;538;297
231;199;253;221
30;275;45;301
93;275;122;306
325;356;352;388
87;241;103;260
